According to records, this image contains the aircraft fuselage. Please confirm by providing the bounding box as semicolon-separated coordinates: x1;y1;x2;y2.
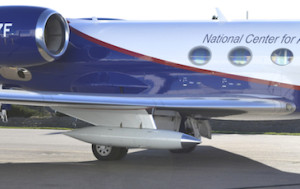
1;16;300;119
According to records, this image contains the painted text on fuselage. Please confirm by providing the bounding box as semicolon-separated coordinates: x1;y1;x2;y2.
203;34;300;44
0;23;12;37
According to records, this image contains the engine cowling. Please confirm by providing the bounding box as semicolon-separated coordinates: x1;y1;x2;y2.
0;6;69;67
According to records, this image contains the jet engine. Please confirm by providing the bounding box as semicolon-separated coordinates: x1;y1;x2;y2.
0;6;69;67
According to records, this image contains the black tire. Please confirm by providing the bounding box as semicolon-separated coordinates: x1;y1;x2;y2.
169;146;196;154
92;144;128;161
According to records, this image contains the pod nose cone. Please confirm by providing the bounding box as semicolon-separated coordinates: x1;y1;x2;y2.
181;134;201;149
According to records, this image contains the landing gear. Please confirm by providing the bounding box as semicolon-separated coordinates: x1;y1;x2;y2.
169;117;195;154
0;104;9;123
169;117;211;154
0;109;8;123
92;144;128;161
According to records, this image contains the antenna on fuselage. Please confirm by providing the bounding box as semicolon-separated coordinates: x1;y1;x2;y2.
215;8;227;22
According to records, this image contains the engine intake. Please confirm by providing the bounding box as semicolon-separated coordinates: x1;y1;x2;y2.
0;6;69;67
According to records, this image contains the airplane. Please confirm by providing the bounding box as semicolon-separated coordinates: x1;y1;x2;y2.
0;5;299;161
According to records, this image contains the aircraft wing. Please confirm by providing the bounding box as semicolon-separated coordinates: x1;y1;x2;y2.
0;89;295;118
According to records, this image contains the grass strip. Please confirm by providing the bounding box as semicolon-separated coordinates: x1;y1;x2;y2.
0;127;299;135
212;130;300;136
0;126;72;130
0;126;300;136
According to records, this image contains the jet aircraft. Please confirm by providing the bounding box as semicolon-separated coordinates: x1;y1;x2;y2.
0;6;298;160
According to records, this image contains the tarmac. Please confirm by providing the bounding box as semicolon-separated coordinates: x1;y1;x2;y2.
0;128;299;189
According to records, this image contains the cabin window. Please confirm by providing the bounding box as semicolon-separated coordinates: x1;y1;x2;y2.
271;48;293;66
228;47;252;66
189;47;211;65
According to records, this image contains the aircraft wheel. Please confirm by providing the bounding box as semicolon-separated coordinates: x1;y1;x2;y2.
169;146;196;154
92;144;128;161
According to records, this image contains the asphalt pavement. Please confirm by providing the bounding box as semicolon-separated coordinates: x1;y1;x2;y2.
0;129;299;189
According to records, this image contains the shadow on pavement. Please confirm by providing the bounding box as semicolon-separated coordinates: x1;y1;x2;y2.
0;146;299;189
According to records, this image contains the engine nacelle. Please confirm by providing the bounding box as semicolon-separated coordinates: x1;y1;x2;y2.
0;6;69;67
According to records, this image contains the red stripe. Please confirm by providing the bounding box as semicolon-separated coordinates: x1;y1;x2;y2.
70;26;300;90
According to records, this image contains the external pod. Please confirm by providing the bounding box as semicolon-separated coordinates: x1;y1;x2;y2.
0;6;69;67
64;126;201;150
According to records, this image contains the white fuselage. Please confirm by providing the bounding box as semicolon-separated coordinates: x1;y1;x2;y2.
70;20;300;87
